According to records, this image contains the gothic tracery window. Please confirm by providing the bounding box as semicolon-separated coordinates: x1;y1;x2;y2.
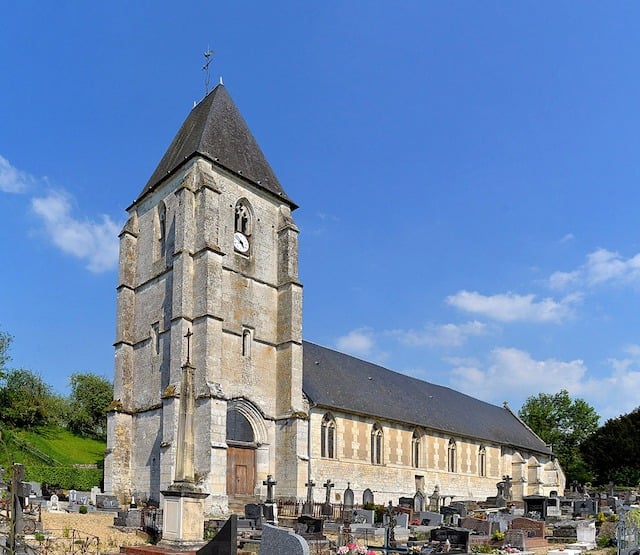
412;429;421;468
235;200;252;236
321;413;336;459
447;438;457;472
371;423;383;465
479;445;487;477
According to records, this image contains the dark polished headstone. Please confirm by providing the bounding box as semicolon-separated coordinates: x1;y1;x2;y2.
196;515;237;555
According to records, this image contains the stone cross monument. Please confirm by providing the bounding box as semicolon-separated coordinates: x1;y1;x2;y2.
160;330;209;548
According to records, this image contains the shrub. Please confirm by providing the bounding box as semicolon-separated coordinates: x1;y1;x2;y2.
492;531;505;542
79;505;88;514
597;535;614;548
472;544;494;553
24;466;102;490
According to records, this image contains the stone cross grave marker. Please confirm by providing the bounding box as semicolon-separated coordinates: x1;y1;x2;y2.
303;480;315;514
263;475;277;503
322;479;334;516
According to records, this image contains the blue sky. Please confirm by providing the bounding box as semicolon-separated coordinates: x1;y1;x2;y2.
2;2;640;422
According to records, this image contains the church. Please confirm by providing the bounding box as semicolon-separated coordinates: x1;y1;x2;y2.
104;83;565;516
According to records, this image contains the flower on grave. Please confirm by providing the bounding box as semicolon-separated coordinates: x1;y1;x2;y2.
337;542;376;555
503;545;520;553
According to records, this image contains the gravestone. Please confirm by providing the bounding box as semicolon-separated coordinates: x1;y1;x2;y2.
243;503;262;529
510;517;545;538
547;496;561;518
503;529;526;551
352;509;375;525
414;491;425;512
322;479;334;516
461;516;496;536
344;483;354;512
69;489;78;503
90;486;101;506
26;482;41;497
303;480;315;514
576;523;596;544
262;475;278;525
399;496;414;509
450;501;467;518
260;523;309;555
50;494;59;511
415;511;443;526
295;515;325;540
573;499;597;517
96;494;120;509
429;485;440;511
363;488;374;506
262;503;277;526
197;514;237;555
429;527;470;552
440;505;460;525
393;512;409;529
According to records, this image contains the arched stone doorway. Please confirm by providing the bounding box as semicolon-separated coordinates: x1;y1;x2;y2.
227;410;256;495
226;400;267;498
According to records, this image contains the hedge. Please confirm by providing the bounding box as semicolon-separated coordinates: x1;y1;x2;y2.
24;466;102;491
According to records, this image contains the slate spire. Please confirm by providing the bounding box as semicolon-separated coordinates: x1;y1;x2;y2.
137;84;294;206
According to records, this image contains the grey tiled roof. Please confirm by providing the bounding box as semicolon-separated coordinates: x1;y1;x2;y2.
137;84;295;206
302;341;551;455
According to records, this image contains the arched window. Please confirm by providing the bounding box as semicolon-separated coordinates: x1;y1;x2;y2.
447;438;457;472
321;413;336;459
411;430;421;468
371;423;383;465
242;329;252;357
235;200;252;236
157;201;167;257
478;445;487;477
226;410;255;445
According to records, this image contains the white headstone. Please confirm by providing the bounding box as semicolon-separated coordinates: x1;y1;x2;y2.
50;494;59;511
576;523;596;543
90;486;101;506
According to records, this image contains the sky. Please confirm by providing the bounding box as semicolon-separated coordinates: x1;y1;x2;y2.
2;2;640;423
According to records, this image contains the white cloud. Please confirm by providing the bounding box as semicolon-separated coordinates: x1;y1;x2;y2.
31;191;120;273
0;155;35;193
336;327;375;356
446;290;579;323
446;346;640;420
397;320;488;348
549;248;640;290
450;347;588;405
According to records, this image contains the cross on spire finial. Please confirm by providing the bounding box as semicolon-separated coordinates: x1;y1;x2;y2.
184;328;193;364
202;48;214;95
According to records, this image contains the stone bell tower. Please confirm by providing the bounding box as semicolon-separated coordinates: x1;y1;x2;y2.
105;84;306;515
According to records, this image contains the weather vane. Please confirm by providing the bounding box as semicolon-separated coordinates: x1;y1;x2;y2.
202;47;214;95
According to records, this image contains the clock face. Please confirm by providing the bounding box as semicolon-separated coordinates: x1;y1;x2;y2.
234;232;250;253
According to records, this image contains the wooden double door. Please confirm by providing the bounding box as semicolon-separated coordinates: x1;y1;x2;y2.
227;446;256;495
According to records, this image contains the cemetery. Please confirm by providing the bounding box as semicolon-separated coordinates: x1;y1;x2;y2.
1;463;640;555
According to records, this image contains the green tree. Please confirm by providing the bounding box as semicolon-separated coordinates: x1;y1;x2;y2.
67;373;113;440
0;368;59;429
581;407;640;486
518;389;599;485
0;329;12;379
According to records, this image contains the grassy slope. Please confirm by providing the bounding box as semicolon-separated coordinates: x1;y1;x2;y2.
7;426;106;466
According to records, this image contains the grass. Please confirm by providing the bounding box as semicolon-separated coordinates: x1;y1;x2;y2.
9;426;105;466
